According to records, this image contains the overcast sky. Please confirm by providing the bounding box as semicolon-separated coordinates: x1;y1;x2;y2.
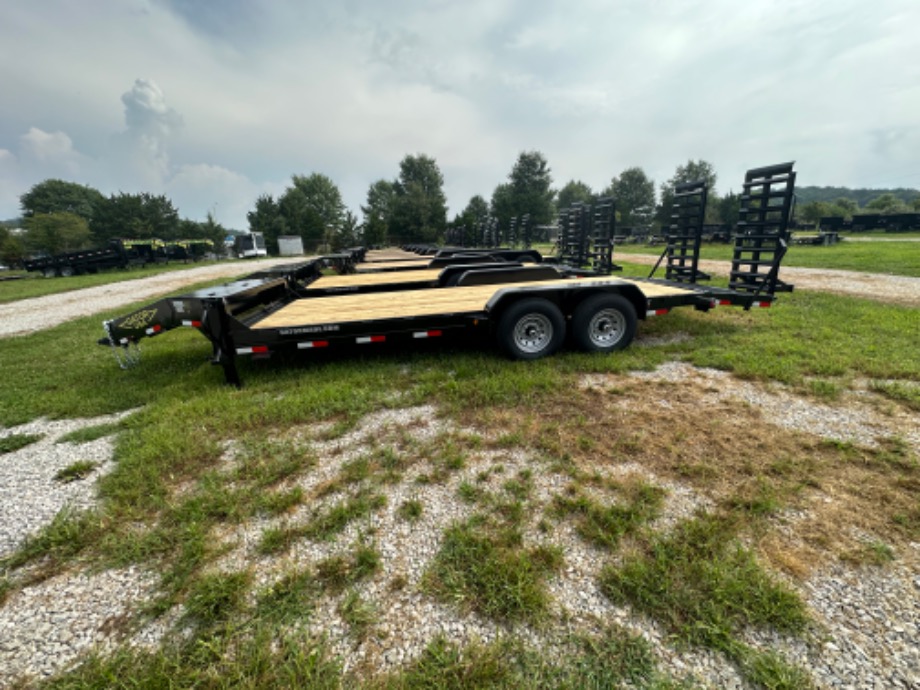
1;0;917;228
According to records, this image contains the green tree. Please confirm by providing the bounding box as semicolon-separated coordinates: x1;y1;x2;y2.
489;152;555;231
833;197;859;219
279;173;345;251
390;154;448;243
90;192;180;243
490;183;514;228
718;191;742;227
457;195;490;231
556;180;594;211
330;210;360;250
0;227;26;266
24;212;92;254
865;193;909;214
798;200;851;225
20;179;105;223
361;180;396;247
606;167;655;228
247;194;284;254
658;160;718;224
199;212;227;256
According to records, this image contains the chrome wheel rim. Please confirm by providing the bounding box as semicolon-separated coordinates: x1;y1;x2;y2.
513;313;553;354
587;308;625;347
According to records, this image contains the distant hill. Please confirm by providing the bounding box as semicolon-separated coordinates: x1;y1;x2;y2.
796;186;919;206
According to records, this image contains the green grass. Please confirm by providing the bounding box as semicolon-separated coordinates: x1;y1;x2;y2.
614;240;920;276
551;482;665;549
397;498;424;521
339;589;378;639
599;512;811;688
423;518;563;623
871;380;920;411
256;569;317;623
373;628;688;689
0;433;43;454
44;628;342;689
54;460;98;482
182;570;251;627
0;508;107;572
56;422;124;444
0;260;227;304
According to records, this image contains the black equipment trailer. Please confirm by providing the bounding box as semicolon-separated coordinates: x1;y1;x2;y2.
101;261;779;387
23;239;143;277
100;161;797;387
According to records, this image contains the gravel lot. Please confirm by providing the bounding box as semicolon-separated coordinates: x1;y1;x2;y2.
1;388;918;688
623;254;920;307
1;261;918;687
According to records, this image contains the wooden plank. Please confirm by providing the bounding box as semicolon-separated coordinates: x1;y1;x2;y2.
254;277;696;330
308;269;442;289
362;249;423;262
355;259;431;270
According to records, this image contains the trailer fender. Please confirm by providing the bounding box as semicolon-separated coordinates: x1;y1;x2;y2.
561;284;647;321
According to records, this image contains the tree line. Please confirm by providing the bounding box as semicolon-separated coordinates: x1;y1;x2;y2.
9;153;913;266
1;180;226;266
796;192;920;225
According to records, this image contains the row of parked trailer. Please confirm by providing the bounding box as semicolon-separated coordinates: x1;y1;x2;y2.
23;239;213;277
100;163;797;386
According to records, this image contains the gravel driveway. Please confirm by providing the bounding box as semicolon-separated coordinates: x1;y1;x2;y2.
1;257;917;340
0;258;293;338
624;254;920;307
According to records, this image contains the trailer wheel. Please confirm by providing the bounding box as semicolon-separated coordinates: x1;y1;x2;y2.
571;294;637;353
497;298;565;360
59;266;74;277
43;267;58;278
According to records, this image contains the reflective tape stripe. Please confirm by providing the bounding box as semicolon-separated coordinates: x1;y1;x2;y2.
181;320;202;327
145;324;162;335
752;301;771;308
236;345;269;355
413;330;443;339
356;335;386;344
647;309;669;317
298;340;329;349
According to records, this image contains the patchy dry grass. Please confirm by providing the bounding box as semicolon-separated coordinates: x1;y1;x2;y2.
450;372;920;575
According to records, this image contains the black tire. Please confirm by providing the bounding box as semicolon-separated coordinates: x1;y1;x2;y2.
497;298;566;360
43;267;58;278
59;265;75;277
571;294;637;353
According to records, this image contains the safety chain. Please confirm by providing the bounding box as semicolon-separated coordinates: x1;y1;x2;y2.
104;320;141;369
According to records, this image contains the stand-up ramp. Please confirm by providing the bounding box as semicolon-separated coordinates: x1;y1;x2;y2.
730;162;796;295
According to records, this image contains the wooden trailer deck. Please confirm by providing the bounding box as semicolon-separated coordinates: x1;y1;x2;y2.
255;277;694;329
363;249;422;262
354;259;432;271
306;269;443;290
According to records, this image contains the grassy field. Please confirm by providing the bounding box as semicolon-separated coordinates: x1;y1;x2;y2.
611;240;920;277
1;275;918;688
0;260;227;304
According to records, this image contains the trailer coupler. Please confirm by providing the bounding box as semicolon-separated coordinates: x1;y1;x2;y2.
101;320;142;369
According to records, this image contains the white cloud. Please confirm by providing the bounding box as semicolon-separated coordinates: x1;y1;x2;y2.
19;128;84;174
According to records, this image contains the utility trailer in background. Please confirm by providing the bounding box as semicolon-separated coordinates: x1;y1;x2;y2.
23;239;145;277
